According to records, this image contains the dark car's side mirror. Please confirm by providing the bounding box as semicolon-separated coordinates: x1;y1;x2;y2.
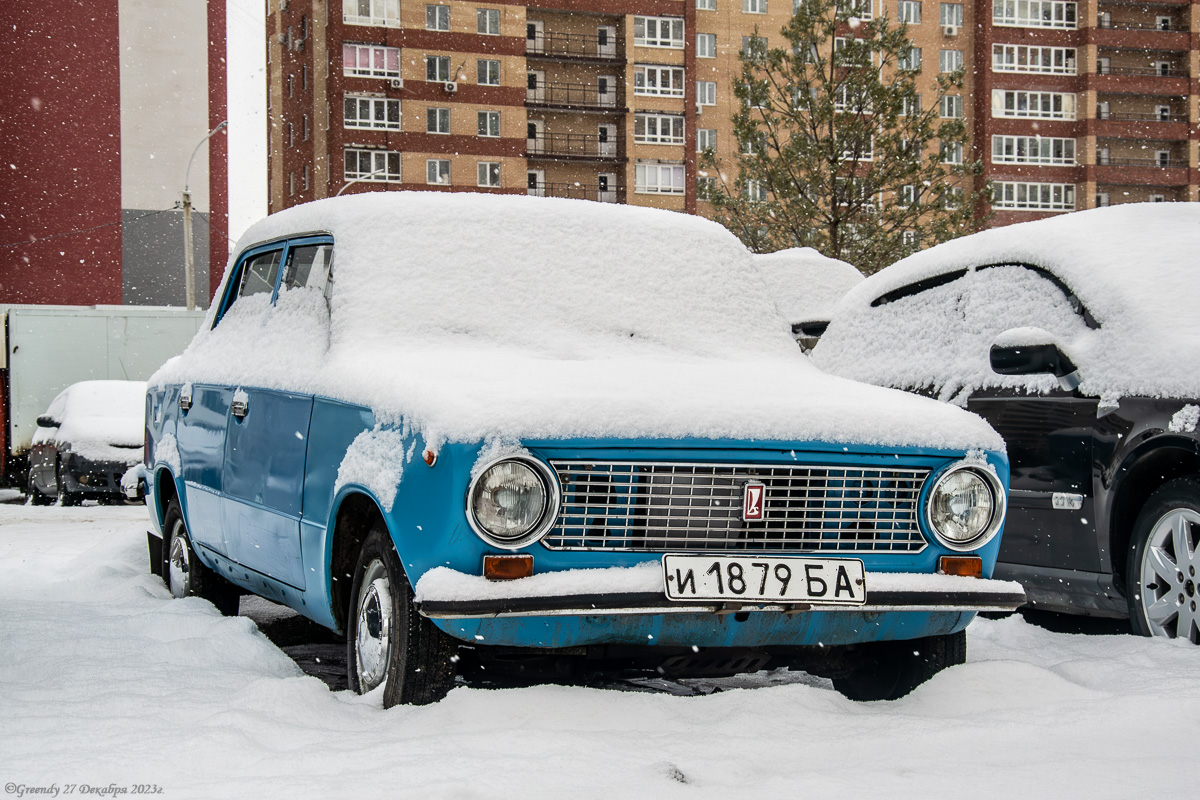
990;328;1080;391
36;415;60;428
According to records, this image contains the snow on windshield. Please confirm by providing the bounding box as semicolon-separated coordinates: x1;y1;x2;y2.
815;203;1200;402
154;193;1001;452
752;248;864;326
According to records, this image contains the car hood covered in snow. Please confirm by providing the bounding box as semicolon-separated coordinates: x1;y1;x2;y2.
814;203;1200;403
753;247;864;327
153;192;1000;453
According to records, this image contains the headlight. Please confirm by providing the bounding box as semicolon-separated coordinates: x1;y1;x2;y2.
926;464;1005;551
466;457;558;549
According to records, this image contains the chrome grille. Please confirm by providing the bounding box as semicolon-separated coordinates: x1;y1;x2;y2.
542;461;929;553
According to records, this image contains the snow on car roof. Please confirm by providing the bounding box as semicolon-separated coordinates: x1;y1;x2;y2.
815;203;1200;401
156;192;1000;452
752;248;864;326
44;380;147;459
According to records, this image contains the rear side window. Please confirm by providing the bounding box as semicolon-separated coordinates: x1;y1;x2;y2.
283;243;334;297
239;250;283;297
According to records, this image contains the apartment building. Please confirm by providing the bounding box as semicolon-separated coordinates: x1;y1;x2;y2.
268;1;1199;228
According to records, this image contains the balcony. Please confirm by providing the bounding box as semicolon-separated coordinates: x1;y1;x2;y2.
1096;155;1184;167
1089;110;1190;139
1087;161;1190;185
527;30;624;63
1098;110;1187;122
527;181;624;203
1096;64;1184;77
1088;24;1189;50
526;81;625;112
526;131;625;162
1087;66;1189;94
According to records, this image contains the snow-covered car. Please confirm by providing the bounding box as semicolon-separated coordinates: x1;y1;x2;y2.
27;380;147;506
142;193;1022;706
814;203;1200;644
752;248;864;352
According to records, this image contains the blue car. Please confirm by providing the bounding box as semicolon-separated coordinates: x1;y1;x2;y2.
142;193;1023;706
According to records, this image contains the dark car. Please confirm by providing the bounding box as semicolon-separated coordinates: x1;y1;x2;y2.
27;380;147;506
814;204;1200;643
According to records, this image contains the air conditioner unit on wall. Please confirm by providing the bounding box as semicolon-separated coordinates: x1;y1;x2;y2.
943;25;959;36
444;81;458;93
389;78;404;89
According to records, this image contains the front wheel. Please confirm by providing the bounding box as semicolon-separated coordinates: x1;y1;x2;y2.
832;630;966;701
1127;476;1200;644
27;474;53;506
161;498;240;616
346;524;458;707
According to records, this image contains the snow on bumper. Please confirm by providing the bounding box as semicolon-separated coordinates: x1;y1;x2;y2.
413;563;1026;620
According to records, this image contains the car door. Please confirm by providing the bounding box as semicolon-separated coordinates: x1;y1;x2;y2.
219;238;333;589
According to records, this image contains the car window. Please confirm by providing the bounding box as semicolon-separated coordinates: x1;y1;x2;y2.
283;243;333;298
238;250;283;297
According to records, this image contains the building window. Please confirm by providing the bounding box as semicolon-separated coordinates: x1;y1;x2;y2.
940;95;963;118
302;65;308;91
697;175;717;196
840;136;874;161
1096;192;1110;207
425;4;449;30
1149;193;1166;203
939;3;963;27
993;181;1075;211
993;0;1076;29
287;122;294;147
477;110;500;137
898;1;921;24
343;44;401;79
634;16;685;48
940;141;963;164
427;107;450;133
745;180;767;201
744;0;766;13
697;128;716;152
697;33;717;58
898;46;921;71
477;59;501;85
635;162;685;194
698;0;716;9
303;165;310;191
426;55;451;82
991;135;1075;165
940;49;963;73
477;161;501;187
697;81;717;106
992;44;1076;75
634;113;685;145
899;184;918;206
426;158;451;185
345;95;401;130
991;90;1076;120
288;74;294;98
303;114;310;140
344;148;401;182
477;8;500;34
344;0;401;27
289;171;295;196
836;0;873;19
634;65;686;97
741;35;767;58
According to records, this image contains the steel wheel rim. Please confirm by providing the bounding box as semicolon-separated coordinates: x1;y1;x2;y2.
1139;507;1200;643
355;559;393;692
168;519;191;599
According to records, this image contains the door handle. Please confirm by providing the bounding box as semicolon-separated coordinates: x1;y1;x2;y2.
231;396;249;419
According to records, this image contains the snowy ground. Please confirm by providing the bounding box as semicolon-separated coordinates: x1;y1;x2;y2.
1;504;1196;798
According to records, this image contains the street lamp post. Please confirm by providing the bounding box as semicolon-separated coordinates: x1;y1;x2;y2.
336;169;389;196
182;121;228;311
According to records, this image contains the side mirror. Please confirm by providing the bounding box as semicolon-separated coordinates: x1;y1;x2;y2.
990;327;1080;391
36;415;60;428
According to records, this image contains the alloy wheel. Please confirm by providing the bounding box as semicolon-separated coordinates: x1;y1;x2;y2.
1139;508;1200;643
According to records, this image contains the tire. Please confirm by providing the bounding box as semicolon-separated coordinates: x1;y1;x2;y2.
1127;476;1200;644
56;459;80;507
162;497;241;616
346;524;458;707
27;474;53;506
833;629;966;701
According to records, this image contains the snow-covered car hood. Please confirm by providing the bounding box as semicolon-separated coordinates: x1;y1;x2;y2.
153;192;1001;453
43;381;146;463
753;247;864;327
814;203;1200;402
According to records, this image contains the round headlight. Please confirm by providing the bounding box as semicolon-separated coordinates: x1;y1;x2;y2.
467;458;556;548
926;465;1003;550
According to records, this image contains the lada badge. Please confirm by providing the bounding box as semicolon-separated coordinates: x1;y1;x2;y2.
742;481;766;522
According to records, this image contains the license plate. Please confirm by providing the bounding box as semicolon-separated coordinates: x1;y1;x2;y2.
662;554;866;605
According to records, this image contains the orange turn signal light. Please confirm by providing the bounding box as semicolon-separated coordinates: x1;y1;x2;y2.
938;555;983;579
423;449;438;467
483;554;534;581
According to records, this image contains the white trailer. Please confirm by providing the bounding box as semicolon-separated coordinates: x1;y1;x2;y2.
1;305;206;485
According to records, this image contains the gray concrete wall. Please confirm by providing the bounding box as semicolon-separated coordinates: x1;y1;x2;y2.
121;208;210;307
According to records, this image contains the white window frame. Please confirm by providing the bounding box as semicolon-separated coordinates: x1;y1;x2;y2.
991;135;1076;165
343;44;402;79
744;0;767;13
697;81;717;106
425;4;450;31
634;16;685;48
940;94;963;118
635;113;685;145
634;65;686;97
993;0;1077;30
837;0;873;20
939;3;963;26
898;1;922;24
477;110;500;138
991;44;1077;75
1149;193;1166;203
939;49;963;73
426;158;451;185
991;90;1076;120
344;148;401;182
635;162;686;194
477;161;501;187
898;45;922;71
344;95;402;130
427;107;451;134
344;0;401;28
698;0;717;9
426;55;451;82
697;33;717;58
697;128;716;152
940;141;963;164
477;59;501;85
477;8;500;35
993;181;1075;211
745;179;768;201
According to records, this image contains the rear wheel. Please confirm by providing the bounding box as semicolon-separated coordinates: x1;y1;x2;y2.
27;474;53;506
833;630;966;701
1128;477;1200;644
162;497;240;616
56;459;80;506
346;524;458;707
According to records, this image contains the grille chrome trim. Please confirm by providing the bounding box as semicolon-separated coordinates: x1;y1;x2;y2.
542;460;930;554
